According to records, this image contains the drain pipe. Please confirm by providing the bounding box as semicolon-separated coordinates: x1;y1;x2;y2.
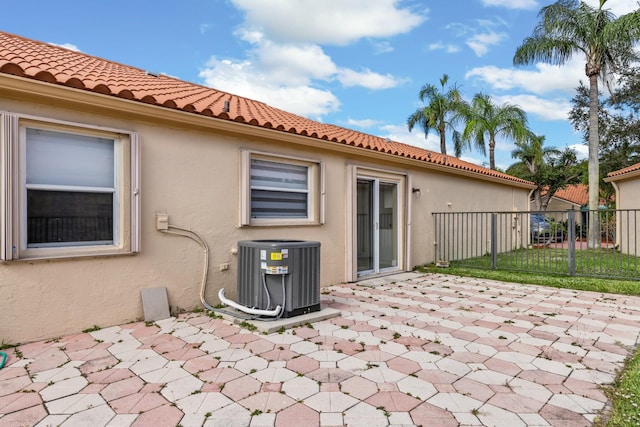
218;288;282;317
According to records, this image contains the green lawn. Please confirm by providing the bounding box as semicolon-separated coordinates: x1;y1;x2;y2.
416;264;640;426
445;247;640;283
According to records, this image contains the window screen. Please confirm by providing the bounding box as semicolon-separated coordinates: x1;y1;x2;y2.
250;159;309;218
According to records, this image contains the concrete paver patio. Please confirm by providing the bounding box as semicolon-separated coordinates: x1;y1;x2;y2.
2;272;640;426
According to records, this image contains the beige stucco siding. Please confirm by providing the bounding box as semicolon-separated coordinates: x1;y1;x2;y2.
544;199;582;224
409;172;530;264
610;178;640;255
0;88;531;344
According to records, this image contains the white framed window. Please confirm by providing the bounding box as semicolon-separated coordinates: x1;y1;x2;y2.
1;113;140;260
240;150;324;226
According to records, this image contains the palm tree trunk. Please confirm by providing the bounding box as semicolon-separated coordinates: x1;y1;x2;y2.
439;130;447;155
489;141;496;170
588;72;601;249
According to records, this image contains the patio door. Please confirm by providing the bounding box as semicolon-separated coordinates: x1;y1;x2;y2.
357;177;399;276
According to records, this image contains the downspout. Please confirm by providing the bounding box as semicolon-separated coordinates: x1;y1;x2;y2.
610;181;621;249
406;175;412;271
527;188;536;210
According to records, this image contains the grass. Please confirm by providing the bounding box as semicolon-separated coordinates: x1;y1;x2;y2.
598;345;640;426
445;247;640;281
416;263;640;426
418;260;640;297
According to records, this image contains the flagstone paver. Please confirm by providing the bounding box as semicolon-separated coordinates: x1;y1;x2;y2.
2;272;640;426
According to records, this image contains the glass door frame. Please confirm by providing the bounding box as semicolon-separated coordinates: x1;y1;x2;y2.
347;165;407;281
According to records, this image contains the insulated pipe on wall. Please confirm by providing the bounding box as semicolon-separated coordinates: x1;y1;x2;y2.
158;222;215;312
157;217;286;319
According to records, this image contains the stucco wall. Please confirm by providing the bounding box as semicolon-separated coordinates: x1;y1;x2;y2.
0;91;531;344
612;178;640;255
544;199;581;224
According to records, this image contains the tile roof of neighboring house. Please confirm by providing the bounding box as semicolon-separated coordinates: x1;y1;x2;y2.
0;30;532;186
606;162;640;179
551;183;588;206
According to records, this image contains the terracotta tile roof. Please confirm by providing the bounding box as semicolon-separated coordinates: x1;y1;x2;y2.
550;183;588;206
0;30;532;186
606;162;640;179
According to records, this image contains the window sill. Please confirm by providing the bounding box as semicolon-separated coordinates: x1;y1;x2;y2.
8;246;137;262
244;218;322;227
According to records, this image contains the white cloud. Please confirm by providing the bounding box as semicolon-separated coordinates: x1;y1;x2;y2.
48;42;80;52
337;68;404;89
446;22;471;37
585;0;638;16
199;37;404;116
256;42;337;85
199;57;340;119
347;118;382;128
446;18;508;57
380;124;441;152
568;143;588;160
466;31;507;57
481;0;538;9
428;41;461;54
197;0;418;119
378;125;492;167
230;0;426;45
370;40;394;54
466;56;585;95
493;94;572;121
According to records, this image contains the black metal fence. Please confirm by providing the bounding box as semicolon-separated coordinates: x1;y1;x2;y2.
433;209;640;280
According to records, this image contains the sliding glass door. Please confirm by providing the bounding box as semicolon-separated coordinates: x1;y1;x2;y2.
356;177;398;276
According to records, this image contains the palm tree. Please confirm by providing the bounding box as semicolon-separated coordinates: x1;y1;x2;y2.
509;135;574;211
458;93;532;170
511;134;558;175
407;74;463;156
513;0;640;247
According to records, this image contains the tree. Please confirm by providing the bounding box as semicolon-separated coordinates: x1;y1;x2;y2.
507;135;582;211
407;74;463;156
514;0;640;247
569;80;640;202
458;93;532;170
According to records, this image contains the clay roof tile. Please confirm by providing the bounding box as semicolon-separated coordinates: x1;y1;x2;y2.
0;30;533;187
607;162;640;179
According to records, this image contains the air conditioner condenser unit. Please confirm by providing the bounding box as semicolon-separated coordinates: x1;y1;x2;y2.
220;240;321;318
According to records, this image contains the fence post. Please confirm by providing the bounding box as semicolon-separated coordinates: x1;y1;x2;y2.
491;213;497;270
567;209;576;276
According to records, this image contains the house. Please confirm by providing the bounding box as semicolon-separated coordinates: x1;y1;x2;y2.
605;163;640;254
0;31;534;343
546;183;588;212
531;183;588;224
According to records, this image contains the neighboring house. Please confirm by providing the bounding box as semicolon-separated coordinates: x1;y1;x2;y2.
532;184;588;224
0;31;534;343
605;163;640;255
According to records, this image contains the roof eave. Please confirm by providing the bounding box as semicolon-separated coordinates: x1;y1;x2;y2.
0;73;534;189
605;168;640;182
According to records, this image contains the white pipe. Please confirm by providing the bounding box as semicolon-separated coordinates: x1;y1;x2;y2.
218;288;282;317
160;221;284;318
161;225;215;312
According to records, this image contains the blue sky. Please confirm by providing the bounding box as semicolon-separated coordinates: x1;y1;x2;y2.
2;0;638;170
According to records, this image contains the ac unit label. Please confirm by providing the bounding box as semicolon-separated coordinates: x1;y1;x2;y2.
270;252;283;261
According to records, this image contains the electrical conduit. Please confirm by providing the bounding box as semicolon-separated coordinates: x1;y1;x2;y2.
160;222;284;318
